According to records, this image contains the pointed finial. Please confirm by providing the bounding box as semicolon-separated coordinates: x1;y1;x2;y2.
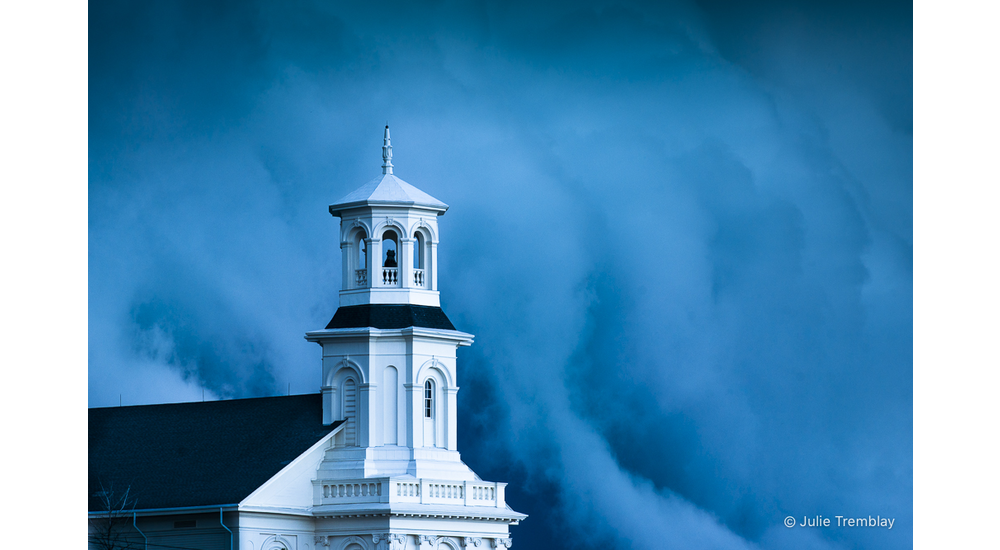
382;124;393;175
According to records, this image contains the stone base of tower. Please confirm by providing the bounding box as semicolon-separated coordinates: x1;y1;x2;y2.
313;474;523;549
317;446;482;480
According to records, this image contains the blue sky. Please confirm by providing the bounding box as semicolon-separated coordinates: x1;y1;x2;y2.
88;1;912;548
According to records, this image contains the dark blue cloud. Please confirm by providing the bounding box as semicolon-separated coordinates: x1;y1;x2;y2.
89;1;912;548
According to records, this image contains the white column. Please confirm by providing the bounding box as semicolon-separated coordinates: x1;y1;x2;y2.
370;380;383;447
321;354;342;422
341;241;351;290
359;383;374;448
430;242;439;291
445;387;459;450
400;237;413;289
383;365;399;445
322;386;335;425
404;383;419;448
369;239;381;287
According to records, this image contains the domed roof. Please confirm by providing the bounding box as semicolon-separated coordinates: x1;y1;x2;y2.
329;172;449;215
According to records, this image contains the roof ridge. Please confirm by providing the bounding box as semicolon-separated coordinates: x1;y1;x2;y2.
89;392;321;411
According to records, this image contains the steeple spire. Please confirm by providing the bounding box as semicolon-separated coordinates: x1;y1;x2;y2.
381;124;393;175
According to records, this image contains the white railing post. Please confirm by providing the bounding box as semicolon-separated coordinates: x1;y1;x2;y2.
381;267;398;286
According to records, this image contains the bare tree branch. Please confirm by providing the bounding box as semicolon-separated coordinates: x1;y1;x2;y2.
88;481;141;550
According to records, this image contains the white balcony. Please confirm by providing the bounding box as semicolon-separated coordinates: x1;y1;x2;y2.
413;269;425;287
313;477;506;509
381;267;399;286
354;269;367;287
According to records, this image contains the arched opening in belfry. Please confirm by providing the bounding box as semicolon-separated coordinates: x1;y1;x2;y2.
413;233;424;269
382;229;398;267
413;232;426;287
382;229;399;286
354;229;368;288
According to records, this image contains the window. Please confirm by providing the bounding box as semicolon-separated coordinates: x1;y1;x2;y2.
424;380;433;418
382;230;398;267
413;233;424;269
354;229;368;288
412;232;426;287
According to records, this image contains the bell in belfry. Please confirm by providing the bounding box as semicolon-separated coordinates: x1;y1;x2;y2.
383;249;398;267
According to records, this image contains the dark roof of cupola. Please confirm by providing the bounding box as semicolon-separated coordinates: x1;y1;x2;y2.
325;304;456;330
88;393;341;512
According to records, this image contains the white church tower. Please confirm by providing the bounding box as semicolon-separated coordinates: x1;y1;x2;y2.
304;127;525;550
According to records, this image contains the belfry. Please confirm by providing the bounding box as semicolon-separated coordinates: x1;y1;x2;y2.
304;126;526;549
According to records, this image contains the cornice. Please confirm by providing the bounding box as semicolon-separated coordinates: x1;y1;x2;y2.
305;326;474;344
311;503;525;523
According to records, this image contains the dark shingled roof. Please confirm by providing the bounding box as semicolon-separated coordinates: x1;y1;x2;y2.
326;304;456;330
89;394;341;511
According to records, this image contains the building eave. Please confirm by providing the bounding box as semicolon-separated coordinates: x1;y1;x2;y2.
89;504;240;518
311;503;527;523
305;326;474;346
328;173;450;216
330;200;449;216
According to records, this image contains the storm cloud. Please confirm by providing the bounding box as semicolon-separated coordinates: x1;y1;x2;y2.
89;1;912;549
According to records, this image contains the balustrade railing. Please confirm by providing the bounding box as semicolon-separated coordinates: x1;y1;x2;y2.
354;268;430;289
426;482;464;500
396;481;420;498
319;481;382;503
314;478;505;508
469;484;496;502
382;267;399;286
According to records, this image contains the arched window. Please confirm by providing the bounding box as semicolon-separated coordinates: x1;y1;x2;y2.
358;237;367;270
382;230;398;267
424;380;433;418
422;377;438;447
381;229;399;286
413;232;425;287
262;535;292;550
354;229;368;288
413;233;424;269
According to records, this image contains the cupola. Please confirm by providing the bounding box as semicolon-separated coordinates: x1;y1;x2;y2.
328;125;448;309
